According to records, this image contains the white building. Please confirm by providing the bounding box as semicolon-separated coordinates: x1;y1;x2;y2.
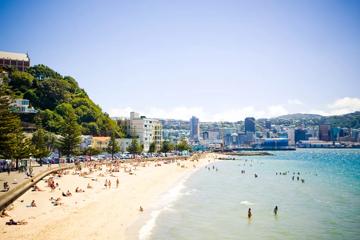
80;135;93;150
116;138;132;152
128;112;162;152
10;99;37;113
287;128;295;146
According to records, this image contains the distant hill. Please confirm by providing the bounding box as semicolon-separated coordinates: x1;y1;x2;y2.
274;113;323;120
322;111;360;129
271;112;360;129
160;111;360;130
2;64;122;136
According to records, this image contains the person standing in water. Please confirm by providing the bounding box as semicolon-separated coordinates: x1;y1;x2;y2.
274;206;278;215
248;208;252;218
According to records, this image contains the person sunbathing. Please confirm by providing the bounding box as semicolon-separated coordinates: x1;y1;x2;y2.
0;209;10;218
30;200;37;207
75;187;84;193
66;190;72;197
3;182;10;191
87;183;93;189
6;219;28;225
32;185;43;191
54;198;63;206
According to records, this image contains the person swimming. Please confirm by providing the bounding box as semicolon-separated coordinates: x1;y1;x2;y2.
248;208;252;218
274;206;278;215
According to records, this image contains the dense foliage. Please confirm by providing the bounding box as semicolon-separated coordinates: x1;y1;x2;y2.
106;132;120;159
160;140;174;153
127;139;143;154
4;65;123;136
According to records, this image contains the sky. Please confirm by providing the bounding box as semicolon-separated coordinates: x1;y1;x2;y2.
1;0;360;121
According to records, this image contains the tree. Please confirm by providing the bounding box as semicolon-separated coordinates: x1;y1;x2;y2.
9;70;34;93
11;134;33;170
106;132;120;160
127;138;143;154
36;79;73;109
58;110;81;158
0;85;18;156
161;140;174;153
0;85;32;169
32;126;51;164
27;64;62;80
82;147;101;161
148;142;156;153
176;138;191;152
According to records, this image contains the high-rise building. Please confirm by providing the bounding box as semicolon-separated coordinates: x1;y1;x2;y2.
287;128;295;145
0;51;30;71
245;117;256;133
265;120;271;130
202;131;209;140
319;124;331;141
330;127;340;142
295;129;308;143
190;116;200;141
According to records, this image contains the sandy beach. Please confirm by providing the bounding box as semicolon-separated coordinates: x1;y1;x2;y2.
0;153;221;240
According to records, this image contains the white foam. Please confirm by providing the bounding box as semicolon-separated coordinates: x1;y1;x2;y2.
184;188;198;196
138;172;192;240
240;200;255;206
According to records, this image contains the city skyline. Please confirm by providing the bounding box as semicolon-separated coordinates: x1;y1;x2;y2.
1;0;360;121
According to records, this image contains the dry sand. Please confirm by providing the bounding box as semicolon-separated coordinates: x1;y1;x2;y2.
0;153;222;240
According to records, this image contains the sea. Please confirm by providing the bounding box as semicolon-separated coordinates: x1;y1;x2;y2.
139;149;360;240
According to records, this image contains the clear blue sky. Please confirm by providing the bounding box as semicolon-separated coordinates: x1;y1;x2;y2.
1;0;360;121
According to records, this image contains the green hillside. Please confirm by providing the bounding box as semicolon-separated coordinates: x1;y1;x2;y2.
272;112;360;129
2;64;122;137
321;111;360;129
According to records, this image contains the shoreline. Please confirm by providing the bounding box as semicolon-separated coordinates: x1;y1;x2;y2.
126;154;219;240
0;153;223;240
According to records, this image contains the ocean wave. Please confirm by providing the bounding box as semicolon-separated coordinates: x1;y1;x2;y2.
184;188;198;196
240;200;255;206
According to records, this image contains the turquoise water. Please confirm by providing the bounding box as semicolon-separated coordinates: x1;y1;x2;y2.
147;149;360;240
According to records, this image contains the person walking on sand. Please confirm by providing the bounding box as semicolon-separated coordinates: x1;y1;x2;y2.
248;208;252;219
108;180;111;189
116;178;119;188
274;206;278;216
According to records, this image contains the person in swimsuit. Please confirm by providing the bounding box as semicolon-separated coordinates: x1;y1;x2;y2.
248;208;252;218
274;206;278;215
